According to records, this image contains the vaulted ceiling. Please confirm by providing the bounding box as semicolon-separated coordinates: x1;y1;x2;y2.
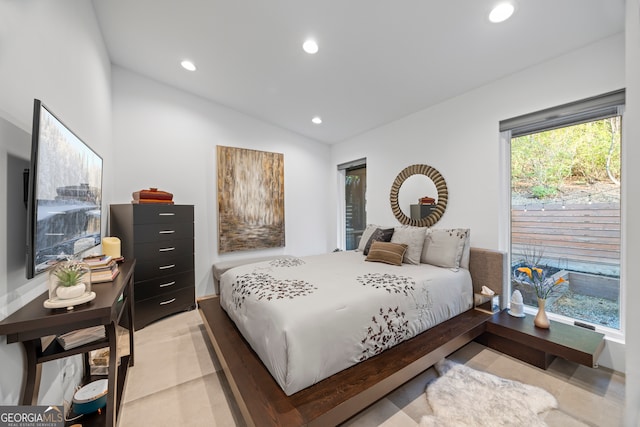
92;0;625;144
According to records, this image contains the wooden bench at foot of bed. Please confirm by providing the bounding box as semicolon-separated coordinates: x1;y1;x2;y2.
198;296;490;427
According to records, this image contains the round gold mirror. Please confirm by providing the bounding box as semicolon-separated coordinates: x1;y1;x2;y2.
390;164;448;227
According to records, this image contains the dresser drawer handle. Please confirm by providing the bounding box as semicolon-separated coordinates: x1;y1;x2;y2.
159;264;176;270
159;298;176;305
159;230;175;234
159;213;175;216
159;247;175;252
159;281;176;288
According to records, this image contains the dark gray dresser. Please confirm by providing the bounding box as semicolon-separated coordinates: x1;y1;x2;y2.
110;204;195;329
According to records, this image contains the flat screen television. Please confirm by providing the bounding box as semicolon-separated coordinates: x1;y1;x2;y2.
26;99;103;279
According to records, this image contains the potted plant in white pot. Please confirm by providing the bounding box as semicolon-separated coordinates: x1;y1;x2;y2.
49;260;91;300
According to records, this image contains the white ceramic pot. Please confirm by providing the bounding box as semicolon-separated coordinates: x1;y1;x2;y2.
56;283;86;300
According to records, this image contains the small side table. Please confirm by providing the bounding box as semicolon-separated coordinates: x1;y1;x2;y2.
0;259;136;427
477;309;605;369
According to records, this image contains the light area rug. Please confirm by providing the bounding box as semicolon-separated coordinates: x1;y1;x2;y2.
420;359;557;427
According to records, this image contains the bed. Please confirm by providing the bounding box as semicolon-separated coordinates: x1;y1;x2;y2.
201;241;506;426
219;250;473;396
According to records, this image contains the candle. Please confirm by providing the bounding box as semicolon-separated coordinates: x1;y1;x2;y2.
103;237;121;258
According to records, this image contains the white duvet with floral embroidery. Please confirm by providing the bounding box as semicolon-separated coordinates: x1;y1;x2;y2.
219;250;473;396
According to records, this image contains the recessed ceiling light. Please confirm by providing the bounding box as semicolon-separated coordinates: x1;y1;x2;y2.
181;60;197;71
303;39;319;54
489;2;515;23
311;116;322;124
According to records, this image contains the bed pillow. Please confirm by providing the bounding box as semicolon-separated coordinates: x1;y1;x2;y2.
421;228;469;269
365;241;408;266
363;228;395;255
459;229;471;270
357;224;380;252
390;226;427;265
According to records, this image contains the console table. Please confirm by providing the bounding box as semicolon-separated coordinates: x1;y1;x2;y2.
0;259;136;427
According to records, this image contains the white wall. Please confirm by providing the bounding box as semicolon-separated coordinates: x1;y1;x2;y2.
0;0;112;407
624;0;640;425
333;34;624;250
332;33;626;366
111;67;333;297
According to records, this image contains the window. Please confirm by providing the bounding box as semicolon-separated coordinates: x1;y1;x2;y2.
339;159;366;250
501;90;624;333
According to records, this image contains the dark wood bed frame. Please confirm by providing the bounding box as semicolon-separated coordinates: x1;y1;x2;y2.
198;248;506;427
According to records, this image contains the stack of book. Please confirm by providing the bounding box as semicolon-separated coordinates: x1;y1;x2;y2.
57;326;106;350
84;255;120;283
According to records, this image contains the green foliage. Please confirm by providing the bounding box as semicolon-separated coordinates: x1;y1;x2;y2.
511;117;621;198
54;264;84;287
530;185;557;199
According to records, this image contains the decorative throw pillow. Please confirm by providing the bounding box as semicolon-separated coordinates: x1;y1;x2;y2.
357;224;380;252
390;226;427;265
363;228;395;255
365;241;408;266
421;228;469;269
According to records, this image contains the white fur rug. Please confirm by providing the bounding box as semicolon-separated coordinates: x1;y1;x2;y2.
420;359;557;427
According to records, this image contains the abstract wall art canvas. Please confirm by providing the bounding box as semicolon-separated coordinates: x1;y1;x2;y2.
217;145;285;253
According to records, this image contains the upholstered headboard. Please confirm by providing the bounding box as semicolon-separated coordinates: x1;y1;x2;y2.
469;247;508;308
